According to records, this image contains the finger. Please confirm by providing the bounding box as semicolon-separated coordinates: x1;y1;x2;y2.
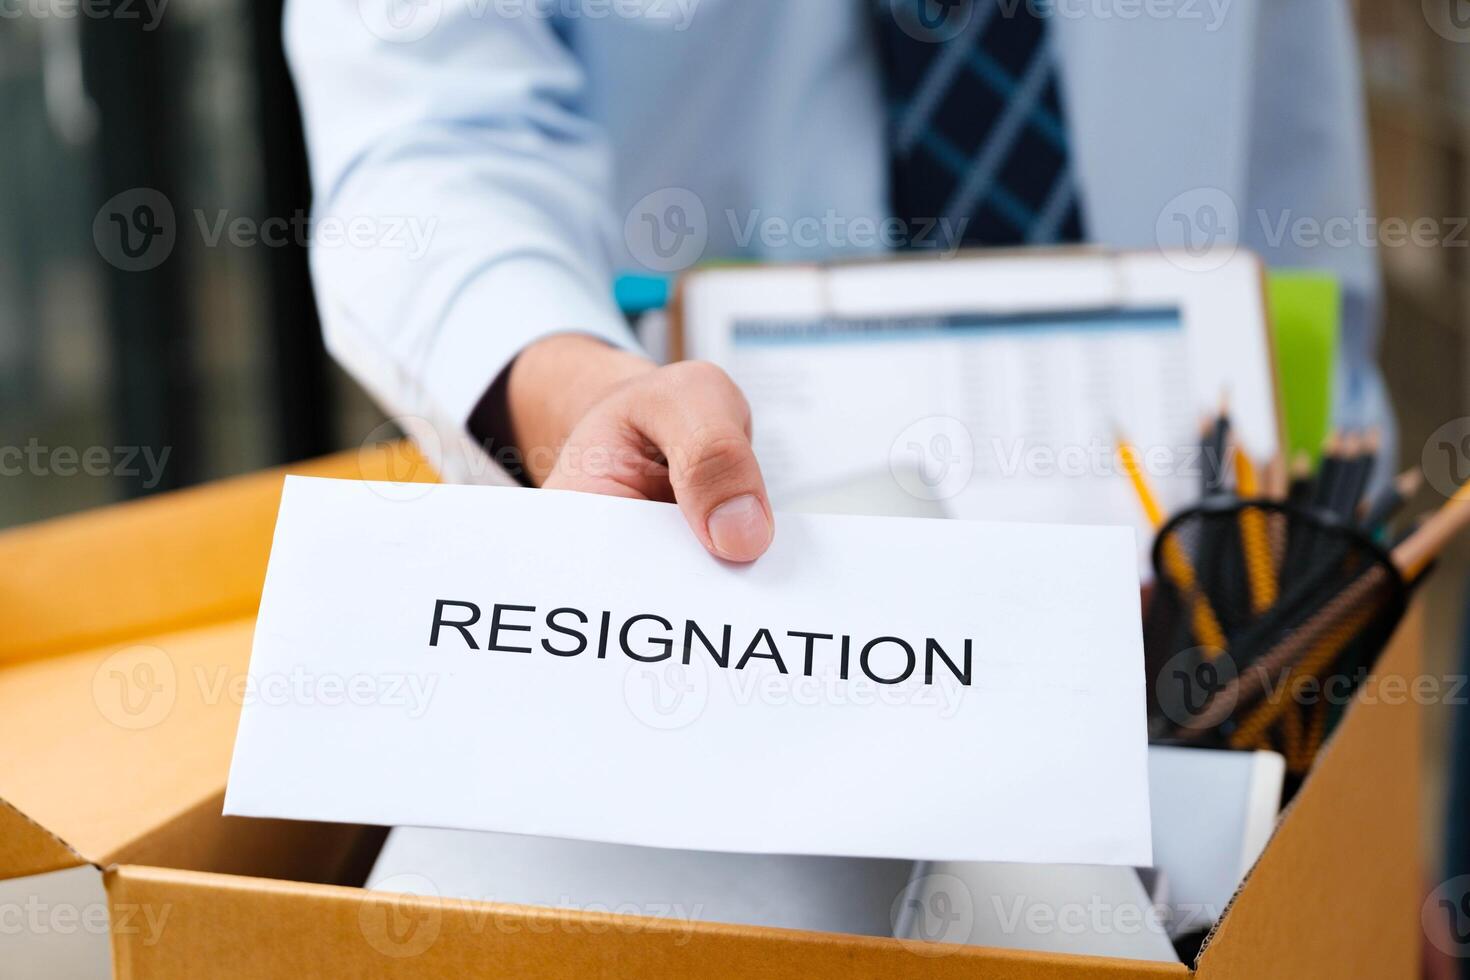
627;362;774;562
543;416;676;503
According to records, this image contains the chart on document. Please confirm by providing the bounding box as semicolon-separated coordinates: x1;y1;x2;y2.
729;309;1195;559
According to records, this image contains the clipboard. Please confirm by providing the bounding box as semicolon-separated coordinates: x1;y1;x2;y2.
667;247;1283;574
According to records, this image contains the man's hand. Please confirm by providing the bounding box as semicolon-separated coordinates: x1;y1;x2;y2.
504;334;774;563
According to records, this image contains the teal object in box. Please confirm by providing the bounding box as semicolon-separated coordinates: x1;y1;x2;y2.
614;274;671;316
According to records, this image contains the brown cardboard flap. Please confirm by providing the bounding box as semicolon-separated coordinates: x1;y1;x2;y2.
0;798;87;880
0;617;255;879
0;442;434;666
106;790;387;889
1193;605;1422;979
105;865;1189;980
0;441;434;880
0;604;385;886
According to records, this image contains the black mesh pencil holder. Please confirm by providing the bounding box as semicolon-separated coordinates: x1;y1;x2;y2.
1143;499;1410;778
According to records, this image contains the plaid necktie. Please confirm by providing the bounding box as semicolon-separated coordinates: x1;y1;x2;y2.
878;0;1087;248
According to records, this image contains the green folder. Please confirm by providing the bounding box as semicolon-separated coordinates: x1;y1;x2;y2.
1267;271;1339;467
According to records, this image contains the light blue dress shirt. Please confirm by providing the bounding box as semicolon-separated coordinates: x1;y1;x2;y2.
285;0;1390;479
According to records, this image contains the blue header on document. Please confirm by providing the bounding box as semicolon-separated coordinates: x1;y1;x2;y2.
732;307;1183;346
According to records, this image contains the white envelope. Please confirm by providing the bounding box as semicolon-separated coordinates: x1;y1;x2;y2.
225;477;1151;867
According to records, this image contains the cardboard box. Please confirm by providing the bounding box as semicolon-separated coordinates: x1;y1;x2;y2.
0;447;1421;978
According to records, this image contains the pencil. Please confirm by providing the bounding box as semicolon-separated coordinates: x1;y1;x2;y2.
1286;451;1314;510
1205;394;1231;497
1361;469;1421;532
1312;432;1343;515
1233;444;1259;498
1392;478;1470;580
1352;429;1381;515
1182;561;1390;733
1117;433;1166;530
1262;453;1289;575
1263;453;1288;502
1226;601;1373;746
1234;445;1277;612
1118;430;1228;654
1189;481;1470;732
1301;432;1344;575
1280;450;1316;589
1333;431;1374;520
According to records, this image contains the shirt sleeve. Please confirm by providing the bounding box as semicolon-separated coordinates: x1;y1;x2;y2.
284;0;642;459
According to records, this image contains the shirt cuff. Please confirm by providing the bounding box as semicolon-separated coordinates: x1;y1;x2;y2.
423;255;643;429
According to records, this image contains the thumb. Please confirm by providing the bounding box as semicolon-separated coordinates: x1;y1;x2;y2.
630;363;774;563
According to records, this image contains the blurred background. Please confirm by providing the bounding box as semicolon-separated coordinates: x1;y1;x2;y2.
2;0;1469;965
0;0;383;524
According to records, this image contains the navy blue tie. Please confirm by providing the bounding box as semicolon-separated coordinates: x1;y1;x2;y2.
879;0;1087;248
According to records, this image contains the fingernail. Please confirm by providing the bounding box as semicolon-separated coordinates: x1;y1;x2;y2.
707;495;772;562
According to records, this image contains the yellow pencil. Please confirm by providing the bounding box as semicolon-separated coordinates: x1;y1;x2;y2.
1233;444;1259;497
1117;431;1228;654
1117;433;1166;530
1233;444;1277;612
